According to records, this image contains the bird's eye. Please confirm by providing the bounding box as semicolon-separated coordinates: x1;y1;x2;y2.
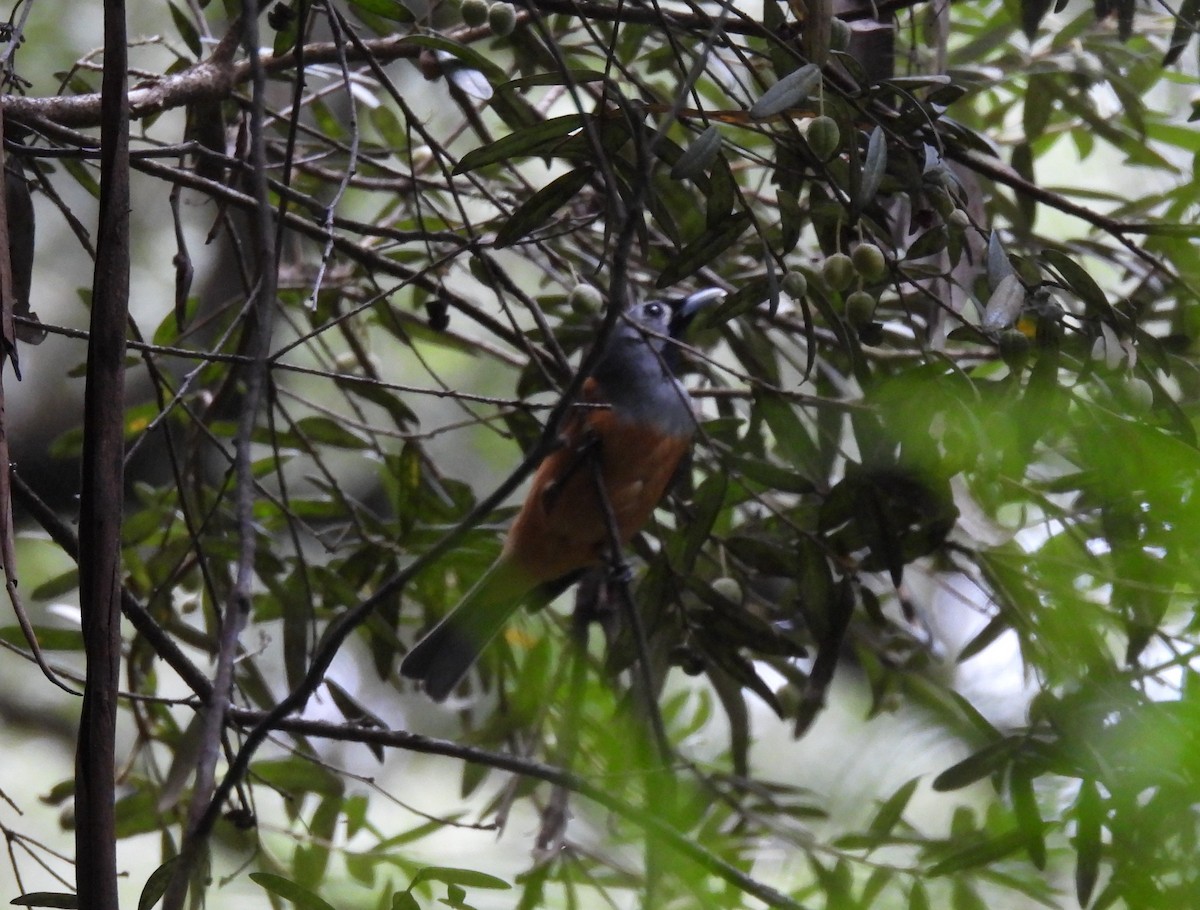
644;302;665;320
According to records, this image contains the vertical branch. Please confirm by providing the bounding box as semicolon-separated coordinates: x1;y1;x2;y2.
164;6;279;907
75;0;130;906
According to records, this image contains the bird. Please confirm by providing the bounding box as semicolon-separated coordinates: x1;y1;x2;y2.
400;289;723;700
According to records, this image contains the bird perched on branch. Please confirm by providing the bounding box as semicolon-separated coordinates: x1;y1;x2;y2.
400;289;723;700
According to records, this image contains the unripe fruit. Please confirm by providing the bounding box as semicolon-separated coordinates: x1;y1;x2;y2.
1124;376;1154;413
782;269;808;299
567;282;603;314
805;115;841;161
845;290;877;326
487;2;516;35
851;243;887;282
461;0;488;26
712;576;744;605
948;208;972;228
822;252;855;291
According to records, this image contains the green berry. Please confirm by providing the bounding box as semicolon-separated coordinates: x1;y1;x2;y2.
851;243;887;282
782;269;808;299
461;0;488;26
712;577;744;605
567;283;604;314
822;252;855;291
487;1;516;35
1124;376;1154;413
948;208;972;228
805;116;841;162
845;290;877;326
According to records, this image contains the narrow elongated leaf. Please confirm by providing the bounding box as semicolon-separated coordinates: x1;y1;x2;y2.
656;211;751;286
1073;779;1103;907
1163;0;1200;64
1010;766;1046;869
138;858;179;910
932;737;1019;791
349;0;415;21
494;167;594;247
10;895;79;909
501;69;606;90
854;126;887;209
410;867;512;890
454;115;583;173
1041;249;1113;317
986;231;1015;290
670;125;722;179
956;613;1010;663
249;873;338;910
869;777;920;836
927;828;1025;876
680;473;728;569
749;64;821;120
982;274;1026;331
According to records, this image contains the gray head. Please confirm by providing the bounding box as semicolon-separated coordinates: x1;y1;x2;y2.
590;289;723;432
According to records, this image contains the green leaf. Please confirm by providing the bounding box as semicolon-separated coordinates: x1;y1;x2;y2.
409;867;512;890
0;626;84;651
1040;249;1113;317
494;167;594;247
670;125;722;180
348;0;415;23
138;858;178;910
1009;766;1046;870
249;873;338;910
981;274;1026;331
927;828;1026;876
10;895;79;909
1023;74;1054;140
454;115;583;173
986;230;1015;290
956;614;1009;663
932;737;1019;791
291;415;370;449
679;473;727;570
1073;779;1103;907
754;389;819;474
1164;0;1200;64
854;126;887;210
868;777;920;837
655;211;751;287
749;64;821;120
723;452;816;493
251;758;344;797
167;1;202;57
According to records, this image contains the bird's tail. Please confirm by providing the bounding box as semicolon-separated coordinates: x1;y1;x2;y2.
399;557;531;701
